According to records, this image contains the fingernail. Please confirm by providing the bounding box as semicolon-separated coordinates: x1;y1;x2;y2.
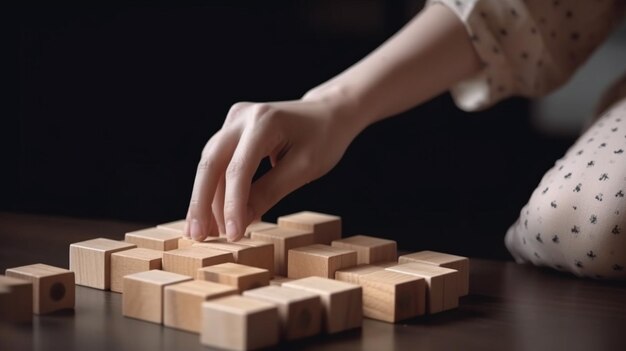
190;219;202;241
226;220;238;241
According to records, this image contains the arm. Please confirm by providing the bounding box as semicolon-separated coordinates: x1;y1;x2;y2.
185;3;481;241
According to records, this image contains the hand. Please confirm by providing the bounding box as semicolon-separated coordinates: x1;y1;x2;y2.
184;97;363;242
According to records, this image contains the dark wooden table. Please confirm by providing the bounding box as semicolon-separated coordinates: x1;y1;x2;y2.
1;212;625;351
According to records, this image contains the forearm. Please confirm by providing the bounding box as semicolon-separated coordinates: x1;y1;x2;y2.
303;3;481;130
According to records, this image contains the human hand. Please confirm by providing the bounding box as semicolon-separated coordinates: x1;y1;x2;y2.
184;97;364;242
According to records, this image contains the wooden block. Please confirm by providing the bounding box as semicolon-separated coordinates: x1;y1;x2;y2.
278;211;341;244
283;276;362;333
194;240;275;278
178;236;221;249
243;285;321;340
356;270;425;323
122;269;192;324
399;251;470;296
162;246;234;278
334;264;384;284
125;227;182;251
386;262;458;313
69;238;136;290
5;264;74;315
244;221;277;238
198;262;270;293
0;275;33;323
270;276;294;286
331;235;397;265
201;295;279;351
110;248;163;293
250;227;314;276
164;280;237;333
287;244;357;279
157;219;186;233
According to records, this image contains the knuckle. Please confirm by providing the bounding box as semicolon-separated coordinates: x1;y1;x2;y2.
225;102;251;124
197;157;215;171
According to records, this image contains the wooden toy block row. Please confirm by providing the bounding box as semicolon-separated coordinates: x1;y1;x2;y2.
162;246;234;278
164;280;237;333
194;239;275;277
283;276;362;334
399;251;470;296
157;219;278;239
331;235;397;265
198;262;270;293
250;227;315;276
278;211;341;245
386;262;459;313
122;269;192;324
287;244;357;279
244;221;278;238
0;275;33;323
243;285;322;341
110;248;163;293
335;265;425;323
125;227;182;251
201;295;280;351
70;238;136;290
5;264;74;315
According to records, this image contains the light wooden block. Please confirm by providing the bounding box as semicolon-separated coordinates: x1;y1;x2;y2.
69;238;136;290
157;219;186;233
0;275;33;323
244;221;277;238
334;264;384;284
194;240;275;277
110;248;163;293
164;280;237;333
386;262;458;314
5;264;74;315
125;227;182;251
198;263;270;293
122;269;192;324
201;295;279;351
270;276;294;286
278;211;341;244
283;276;362;334
243;285;321;340
331;235;397;265
250;227;314;276
287;244;357;279
355;270;425;323
162;247;234;278
399;251;470;296
178;236;221;249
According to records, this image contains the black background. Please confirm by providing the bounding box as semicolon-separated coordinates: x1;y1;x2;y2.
7;0;576;259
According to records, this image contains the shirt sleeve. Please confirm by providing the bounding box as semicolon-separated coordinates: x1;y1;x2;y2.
426;0;626;111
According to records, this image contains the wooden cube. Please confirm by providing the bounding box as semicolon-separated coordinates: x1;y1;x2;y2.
334;264;384;284
198;263;270;293
283;277;362;333
386;262;458;314
201;295;279;351
270;276;294;286
287;244;357;279
157;219;186;233
164;280;237;333
125;227;182;251
0;275;33;323
122;270;192;324
250;227;314;276
356;270;425;323
178;236;221;249
110;248;163;293
5;264;74;315
194;240;274;277
162;247;234;278
331;235;397;265
278;211;341;244
399;251;470;296
244;221;277;238
243;285;321;340
69;238;136;290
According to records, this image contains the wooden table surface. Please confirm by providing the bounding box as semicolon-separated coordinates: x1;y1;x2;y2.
1;212;625;351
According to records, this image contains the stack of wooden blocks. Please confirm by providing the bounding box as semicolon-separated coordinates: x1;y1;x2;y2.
0;210;469;351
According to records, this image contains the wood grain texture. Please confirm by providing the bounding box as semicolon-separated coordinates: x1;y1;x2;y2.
69;238;136;290
201;295;280;351
5;263;75;314
250;227;314;276
124;227;182;251
331;235;397;265
278;211;341;245
110;248;163;293
194;240;274;277
198;262;270;293
334;264;385;284
356;270;425;322
287;244;357;279
0;274;33;323
399;251;469;296
162;246;234;278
